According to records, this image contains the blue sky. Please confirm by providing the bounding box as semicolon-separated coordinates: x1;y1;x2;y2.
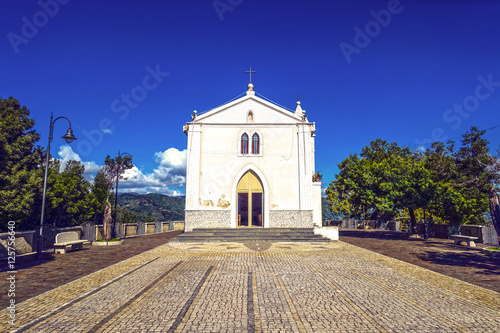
2;0;500;196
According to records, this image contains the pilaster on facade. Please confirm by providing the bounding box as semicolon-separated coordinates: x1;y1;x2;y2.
185;124;202;210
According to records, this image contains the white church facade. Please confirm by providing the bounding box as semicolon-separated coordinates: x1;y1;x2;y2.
183;80;322;232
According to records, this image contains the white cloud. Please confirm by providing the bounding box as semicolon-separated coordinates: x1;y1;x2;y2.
102;128;114;135
118;148;187;195
56;146;186;196
155;148;187;169
57;145;100;180
58;145;80;169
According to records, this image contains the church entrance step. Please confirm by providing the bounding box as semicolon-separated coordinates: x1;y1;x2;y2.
173;228;330;243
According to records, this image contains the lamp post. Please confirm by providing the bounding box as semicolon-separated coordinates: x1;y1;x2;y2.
37;113;77;260
112;151;132;239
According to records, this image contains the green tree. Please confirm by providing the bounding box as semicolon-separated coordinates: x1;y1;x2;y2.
0;97;43;231
451;127;499;239
454;127;490;225
118;208;139;224
424;128;491;234
327;139;434;233
45;160;92;227
87;170;113;224
484;148;500;242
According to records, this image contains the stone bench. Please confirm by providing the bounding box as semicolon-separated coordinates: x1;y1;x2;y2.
53;231;87;254
450;235;478;247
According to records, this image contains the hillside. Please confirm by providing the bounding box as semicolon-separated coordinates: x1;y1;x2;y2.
118;193;185;221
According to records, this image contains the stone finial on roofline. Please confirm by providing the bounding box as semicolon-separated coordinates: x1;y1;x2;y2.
294;100;303;116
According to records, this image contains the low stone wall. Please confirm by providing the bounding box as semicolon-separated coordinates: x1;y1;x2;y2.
431;224;449;238
324;220;343;228
386;221;400;231
0;226;83;258
483;226;499;246
185;210;231;232
97;222;175;238
0;231;35;257
125;224;137;237
173;221;185;230
0;221;180;257
269;210;313;228
342;220;378;229
146;223;155;234
340;220;498;245
460;225;485;243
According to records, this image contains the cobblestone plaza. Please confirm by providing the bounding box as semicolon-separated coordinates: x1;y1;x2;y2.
2;241;500;333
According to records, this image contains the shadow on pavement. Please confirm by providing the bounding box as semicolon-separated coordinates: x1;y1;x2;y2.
419;250;500;275
340;230;410;240
339;229;500;293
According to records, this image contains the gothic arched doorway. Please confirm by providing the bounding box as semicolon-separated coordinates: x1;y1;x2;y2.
236;171;263;227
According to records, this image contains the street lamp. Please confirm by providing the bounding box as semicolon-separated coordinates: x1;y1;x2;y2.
37;113;77;260
113;151;132;239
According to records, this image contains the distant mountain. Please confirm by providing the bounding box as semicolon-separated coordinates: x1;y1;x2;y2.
118;193;185;221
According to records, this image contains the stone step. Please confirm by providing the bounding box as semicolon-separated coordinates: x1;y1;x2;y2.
176;234;326;240
188;228;317;234
180;231;319;236
193;228;314;231
172;237;330;243
174;228;330;243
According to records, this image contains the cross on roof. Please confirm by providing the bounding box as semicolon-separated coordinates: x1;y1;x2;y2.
296;95;301;102
245;67;256;83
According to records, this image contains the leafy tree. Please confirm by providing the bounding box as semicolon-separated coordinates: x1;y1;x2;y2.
87;170;113;224
327;139;434;232
451;127;499;239
453;127;490;225
117;207;139;224
45;160;92;227
424;128;491;233
395;151;436;234
484;148;500;242
0;97;43;231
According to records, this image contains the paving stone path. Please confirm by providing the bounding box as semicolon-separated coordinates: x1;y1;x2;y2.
2;240;499;332
340;230;500;293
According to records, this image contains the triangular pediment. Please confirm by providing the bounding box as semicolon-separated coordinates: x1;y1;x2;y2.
192;94;305;124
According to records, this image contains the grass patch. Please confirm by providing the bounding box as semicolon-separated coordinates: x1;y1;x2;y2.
96;238;122;242
486;247;500;251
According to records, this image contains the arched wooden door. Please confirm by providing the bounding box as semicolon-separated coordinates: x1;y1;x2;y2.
236;171;263;227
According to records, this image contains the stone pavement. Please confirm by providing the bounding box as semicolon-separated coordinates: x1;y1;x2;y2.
1;238;500;332
0;231;182;306
340;230;500;294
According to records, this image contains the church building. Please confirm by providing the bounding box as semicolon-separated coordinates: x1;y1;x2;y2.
183;75;322;232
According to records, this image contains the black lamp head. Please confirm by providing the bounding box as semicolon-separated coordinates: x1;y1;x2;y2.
62;128;77;143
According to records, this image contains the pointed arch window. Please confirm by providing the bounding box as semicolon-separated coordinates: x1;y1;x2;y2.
241;133;249;154
252;133;260;154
